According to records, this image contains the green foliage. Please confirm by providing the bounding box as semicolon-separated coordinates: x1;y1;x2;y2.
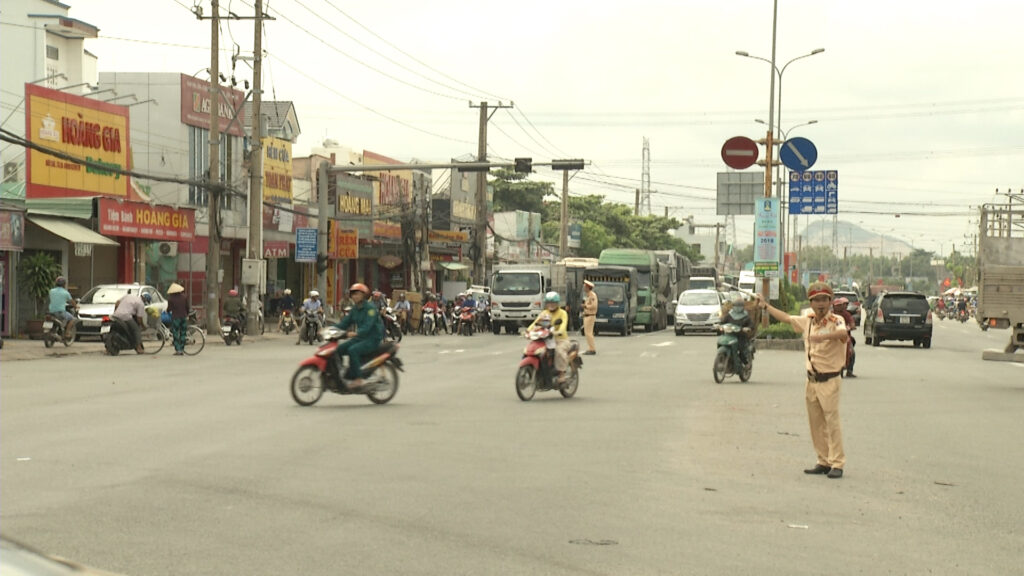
491;169;555;215
755;321;801;340
18;251;60;318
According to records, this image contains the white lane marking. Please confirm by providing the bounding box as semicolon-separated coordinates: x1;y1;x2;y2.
653;341;674;347
455;349;465;353
639;351;659;358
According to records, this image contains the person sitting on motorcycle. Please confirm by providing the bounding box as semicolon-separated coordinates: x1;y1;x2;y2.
526;291;571;383
421;295;441;333
48;276;75;329
956;296;968;318
723;296;754;363
112;292;147;354
393;293;411;332
297;290;324;344
277;288;296;331
223;289;244;324
371;290;389;311
333;283;384;388
936;297;946;315
832;297;857;378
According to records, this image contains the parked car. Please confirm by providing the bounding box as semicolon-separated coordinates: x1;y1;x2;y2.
834;290;862;327
863;291;932;348
77;283;168;338
674;289;723;336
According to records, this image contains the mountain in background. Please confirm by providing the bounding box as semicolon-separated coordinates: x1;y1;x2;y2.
795;220;915;257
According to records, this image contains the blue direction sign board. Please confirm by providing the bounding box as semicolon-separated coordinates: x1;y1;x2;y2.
788;170;838;214
295;227;318;262
779;137;818;172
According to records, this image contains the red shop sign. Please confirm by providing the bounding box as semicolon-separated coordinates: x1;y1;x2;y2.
263;240;289;259
98;197;196;241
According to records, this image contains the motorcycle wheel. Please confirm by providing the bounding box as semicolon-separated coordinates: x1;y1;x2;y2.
515;365;537;401
104;336;120;356
560;367;579;398
390;324;403;343
367;364;399;405
43;332;55;348
739;359;753;383
291;365;325;406
63;322;77;346
713;350;729;384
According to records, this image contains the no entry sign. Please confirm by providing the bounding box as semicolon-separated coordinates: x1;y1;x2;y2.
721;136;759;170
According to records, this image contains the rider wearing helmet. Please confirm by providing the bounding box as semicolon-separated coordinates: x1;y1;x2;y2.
333;283;384;388
725;295;754;362
277;288;296;331
832;297;857;378
223;288;244;317
526;291;571;383
111;290;147;354
370;290;389;311
297;290;324;344
48;275;75;328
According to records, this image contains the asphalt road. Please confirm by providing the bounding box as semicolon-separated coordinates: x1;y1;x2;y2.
2;318;1023;575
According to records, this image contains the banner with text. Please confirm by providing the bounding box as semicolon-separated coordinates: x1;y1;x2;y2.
98;198;196;241
754;197;780;274
262;137;292;204
330;221;359;259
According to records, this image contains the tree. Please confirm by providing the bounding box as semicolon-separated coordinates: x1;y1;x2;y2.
490;169;555;215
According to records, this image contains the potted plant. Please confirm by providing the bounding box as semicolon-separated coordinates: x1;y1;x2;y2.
18;251;60;339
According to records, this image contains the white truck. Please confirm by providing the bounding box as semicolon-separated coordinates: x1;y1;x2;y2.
490;263;566;334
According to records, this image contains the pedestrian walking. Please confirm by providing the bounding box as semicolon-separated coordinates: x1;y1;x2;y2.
582;280;598;355
757;282;849;479
166;283;189;355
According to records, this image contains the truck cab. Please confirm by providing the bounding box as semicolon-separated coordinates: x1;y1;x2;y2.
583;266;638;337
490;268;546;335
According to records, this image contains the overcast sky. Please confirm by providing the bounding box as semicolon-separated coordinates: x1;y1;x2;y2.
57;0;1024;254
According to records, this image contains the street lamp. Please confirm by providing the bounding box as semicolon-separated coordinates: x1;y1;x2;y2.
738;48;825;255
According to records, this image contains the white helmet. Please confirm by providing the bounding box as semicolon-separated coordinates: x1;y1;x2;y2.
309;290;320;298
284;288;291;295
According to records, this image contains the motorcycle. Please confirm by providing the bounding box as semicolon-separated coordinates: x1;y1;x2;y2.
458;306;475;336
712;322;754;383
221;315;243;345
279;310;297;334
100;315;138;356
290;326;403;406
421;308;438;336
298;310;324;345
476;305;491;333
43;302;78;348
958;308;970;323
383;306;403;342
515;318;582;401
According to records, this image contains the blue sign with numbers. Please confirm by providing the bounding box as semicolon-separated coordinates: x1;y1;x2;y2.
788;170;838;215
779;137;818;172
295;227;318;263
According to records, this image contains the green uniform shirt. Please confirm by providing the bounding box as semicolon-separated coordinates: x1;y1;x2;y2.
336;300;383;344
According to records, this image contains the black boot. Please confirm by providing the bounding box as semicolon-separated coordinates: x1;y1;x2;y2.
845;353;856;378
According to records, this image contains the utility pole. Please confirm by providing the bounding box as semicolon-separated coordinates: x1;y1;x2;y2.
421;173;431;293
317;162;329;304
634;189;640;216
469;101;512;285
559;168;569;258
246;0;264;335
204;0;222;332
761;0;778;324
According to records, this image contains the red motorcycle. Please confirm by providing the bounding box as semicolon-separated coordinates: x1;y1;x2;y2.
290;326;403;406
515;318;582;401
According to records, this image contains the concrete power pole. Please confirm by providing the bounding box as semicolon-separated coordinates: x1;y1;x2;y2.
469;101;512;285
204;0;222;332
246;0;264;335
420;174;431;293
559;169;569;258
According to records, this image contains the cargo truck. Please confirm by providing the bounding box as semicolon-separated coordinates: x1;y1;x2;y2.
655;250;692;324
489;260;595;334
977;203;1024;358
583;266;638;336
688;265;720;291
599;249;669;331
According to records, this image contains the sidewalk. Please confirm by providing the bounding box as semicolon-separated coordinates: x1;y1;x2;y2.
1;331;286;362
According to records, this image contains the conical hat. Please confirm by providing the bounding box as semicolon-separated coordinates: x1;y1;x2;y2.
167;283;185;294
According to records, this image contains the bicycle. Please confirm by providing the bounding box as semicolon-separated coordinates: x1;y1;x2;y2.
139;311;206;356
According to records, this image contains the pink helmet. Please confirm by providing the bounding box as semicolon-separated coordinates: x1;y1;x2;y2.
228;289;238;297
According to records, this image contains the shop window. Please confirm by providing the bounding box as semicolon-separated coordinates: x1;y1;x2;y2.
46;45;59;60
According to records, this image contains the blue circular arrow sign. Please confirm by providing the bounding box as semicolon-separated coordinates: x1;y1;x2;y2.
779;137;818;172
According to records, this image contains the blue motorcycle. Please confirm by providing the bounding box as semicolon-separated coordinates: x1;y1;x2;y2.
713;322;754;383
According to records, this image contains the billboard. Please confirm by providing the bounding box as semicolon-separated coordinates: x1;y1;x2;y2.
97;198;196;241
329;221;358;259
25;83;130;199
262;137;292;204
179;74;245;137
716;172;763;216
754;197;780;273
0;208;25;251
363;150;411;209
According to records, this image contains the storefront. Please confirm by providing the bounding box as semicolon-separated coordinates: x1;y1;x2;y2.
0;207;25;336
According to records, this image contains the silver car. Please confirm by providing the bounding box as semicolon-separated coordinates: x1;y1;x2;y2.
674;289;724;336
76;283;168;338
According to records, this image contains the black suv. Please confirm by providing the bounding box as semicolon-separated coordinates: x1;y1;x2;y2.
863;291;932;348
834;290;862;327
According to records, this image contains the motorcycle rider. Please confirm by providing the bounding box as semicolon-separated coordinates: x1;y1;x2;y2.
526;291;571;384
47;276;75;330
723;296;754;364
297;290;324;344
333;283;384;389
421;294;442;334
277;288;296;331
956;295;968;320
832;297;857;378
393;293;411;332
458;292;477;333
371;290;389;311
223;289;244;330
111;291;147;354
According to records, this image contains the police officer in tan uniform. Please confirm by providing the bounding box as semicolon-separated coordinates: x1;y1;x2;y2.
757;282;849;479
582;280;598;355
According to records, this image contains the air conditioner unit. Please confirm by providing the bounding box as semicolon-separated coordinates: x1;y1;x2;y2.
158;242;178;258
4;162;18;179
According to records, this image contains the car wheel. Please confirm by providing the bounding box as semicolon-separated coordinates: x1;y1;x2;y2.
872;337;881;347
675;328;683;336
923;338;931;349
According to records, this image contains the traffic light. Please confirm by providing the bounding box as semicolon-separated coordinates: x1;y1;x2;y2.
316;253;329;274
514;157;532;174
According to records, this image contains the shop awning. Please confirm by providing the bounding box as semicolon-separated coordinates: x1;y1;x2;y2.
28;216;119;246
439;262;469;271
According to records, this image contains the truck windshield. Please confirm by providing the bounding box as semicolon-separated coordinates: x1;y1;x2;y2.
636;271;651;289
689;279;715;290
492;272;541;295
595;284;624;303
